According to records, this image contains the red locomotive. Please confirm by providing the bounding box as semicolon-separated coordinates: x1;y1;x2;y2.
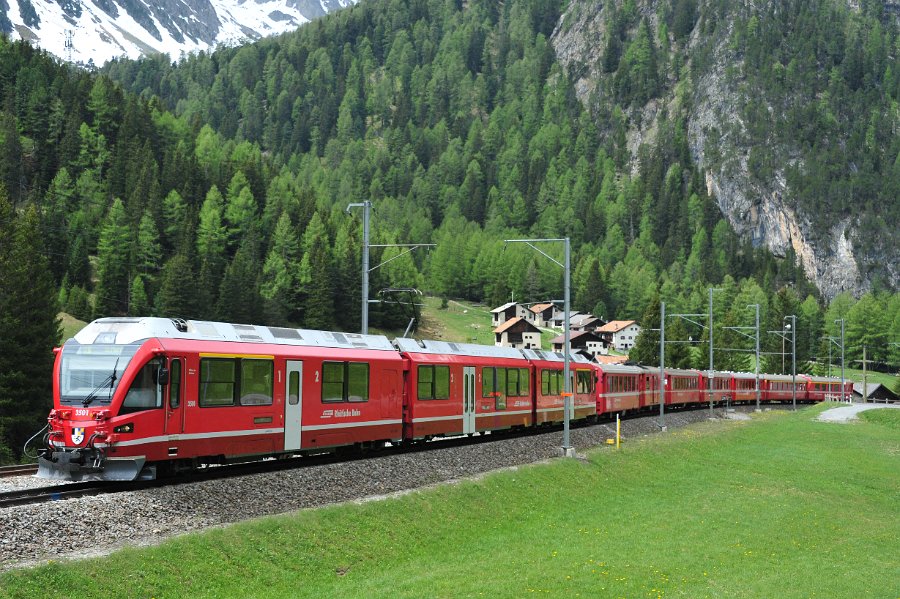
38;317;851;481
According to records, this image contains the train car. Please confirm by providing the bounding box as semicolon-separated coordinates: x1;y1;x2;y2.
700;371;733;405
806;376;850;402
640;367;662;410
732;372;758;404
392;338;533;439
762;374;807;403
596;364;644;414
665;369;703;406
521;350;597;425
40;318;405;481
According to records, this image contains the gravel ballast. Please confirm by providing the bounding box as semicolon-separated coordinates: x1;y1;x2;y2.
0;406;766;572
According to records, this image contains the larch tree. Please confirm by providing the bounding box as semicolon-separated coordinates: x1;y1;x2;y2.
93;199;132;317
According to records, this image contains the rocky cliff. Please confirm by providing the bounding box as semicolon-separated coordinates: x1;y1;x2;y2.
552;0;899;299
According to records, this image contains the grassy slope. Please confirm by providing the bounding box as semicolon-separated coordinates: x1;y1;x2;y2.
57;313;87;341
2;405;898;598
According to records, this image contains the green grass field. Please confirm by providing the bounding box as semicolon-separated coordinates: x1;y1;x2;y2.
2;405;898;598
57;312;87;341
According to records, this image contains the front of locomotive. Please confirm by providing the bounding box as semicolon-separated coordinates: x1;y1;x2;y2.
39;318;167;481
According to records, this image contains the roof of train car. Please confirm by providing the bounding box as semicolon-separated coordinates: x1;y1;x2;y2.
595;363;646;375
761;373;808;382
806;375;847;384
665;368;702;377
73;317;397;352
392;338;527;360
519;349;593;364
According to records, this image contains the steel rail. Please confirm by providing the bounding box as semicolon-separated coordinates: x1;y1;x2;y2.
0;464;39;478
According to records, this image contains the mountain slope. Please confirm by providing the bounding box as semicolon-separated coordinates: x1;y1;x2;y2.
552;0;900;299
0;0;356;64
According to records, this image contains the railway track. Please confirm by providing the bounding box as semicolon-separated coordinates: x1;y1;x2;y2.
0;403;788;510
0;464;38;478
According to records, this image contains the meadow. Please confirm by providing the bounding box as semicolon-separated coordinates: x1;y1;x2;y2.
1;404;897;598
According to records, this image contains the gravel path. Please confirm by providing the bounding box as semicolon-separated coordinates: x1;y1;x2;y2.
0;406;763;572
816;403;900;423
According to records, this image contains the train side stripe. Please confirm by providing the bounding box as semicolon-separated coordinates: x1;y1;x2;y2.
99;427;287;448
476;409;533;418
300;419;403;431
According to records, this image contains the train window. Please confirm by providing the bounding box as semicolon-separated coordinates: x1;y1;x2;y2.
288;371;300;405
418;365;449;400
482;367;506;397
169;359;181;409
322;362;369;403
541;369;561;396
506;368;519;396
322;362;344;403
121;358;164;414
347;363;369;402
483;367;494;397
418;365;434;399
505;368;529;397
576;370;594;394
199;359;236;407
239;360;273;406
434;366;449;399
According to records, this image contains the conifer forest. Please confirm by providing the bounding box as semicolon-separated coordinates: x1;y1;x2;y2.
0;0;898;460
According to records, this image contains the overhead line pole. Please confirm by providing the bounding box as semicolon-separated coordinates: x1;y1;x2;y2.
347;201;434;335
836;318;846;403
659;301;666;431
505;238;574;456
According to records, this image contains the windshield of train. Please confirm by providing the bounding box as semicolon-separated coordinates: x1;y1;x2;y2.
58;341;143;406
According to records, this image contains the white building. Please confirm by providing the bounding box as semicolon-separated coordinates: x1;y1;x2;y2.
596;320;641;352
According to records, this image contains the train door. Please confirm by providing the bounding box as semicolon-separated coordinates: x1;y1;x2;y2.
463;366;476;434
165;357;185;436
284;361;303;451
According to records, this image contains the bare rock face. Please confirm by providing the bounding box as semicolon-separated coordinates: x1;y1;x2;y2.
552;0;898;299
689;52;868;299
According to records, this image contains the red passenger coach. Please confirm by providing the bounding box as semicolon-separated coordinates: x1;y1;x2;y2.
596;364;644;414
40;318;404;481
521;350;597;424
806;376;850;402
732;372;758;404
762;374;806;403
701;371;733;404
392;338;533;439
665;369;703;406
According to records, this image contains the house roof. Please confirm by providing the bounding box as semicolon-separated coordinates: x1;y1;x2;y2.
571;314;603;327
549;330;602;345
491;301;518;313
597;320;637;333
851;382;898;400
551;311;582;322
529;303;554;314
595;354;629;365
493;316;540;334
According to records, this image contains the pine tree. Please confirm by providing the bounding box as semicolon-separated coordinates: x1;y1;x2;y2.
0;112;23;205
630;295;661;366
260;212;300;325
0;190;61;460
129;276;151;316
93;199;132;317
155;254;197;318
216;240;263;324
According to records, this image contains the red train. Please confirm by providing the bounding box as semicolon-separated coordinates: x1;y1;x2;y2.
38;318;852;481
